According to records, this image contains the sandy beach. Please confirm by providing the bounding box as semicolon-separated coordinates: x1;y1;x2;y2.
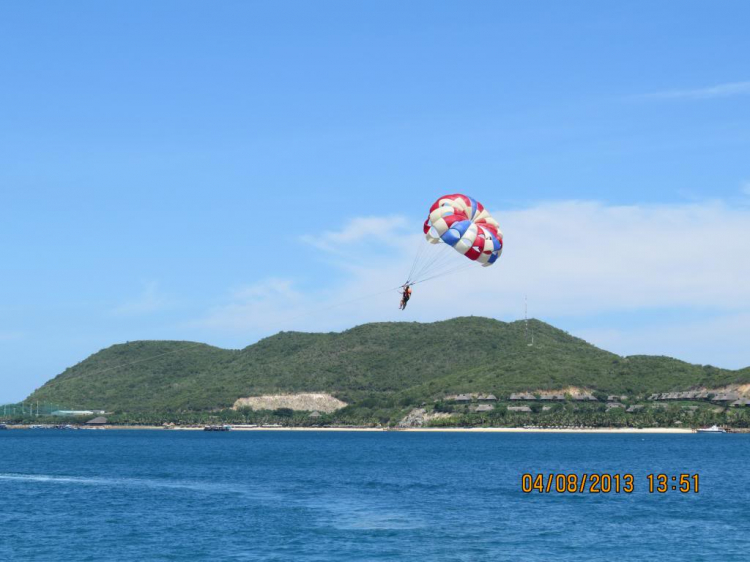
7;425;698;433
170;426;694;433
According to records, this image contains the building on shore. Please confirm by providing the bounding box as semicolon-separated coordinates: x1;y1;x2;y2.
474;404;494;413
509;393;536;401
713;393;740;402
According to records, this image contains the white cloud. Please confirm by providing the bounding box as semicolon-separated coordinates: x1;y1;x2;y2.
497;200;750;315
639;80;750;100
300;216;408;254
112;281;168;316
193;200;750;368
197;278;310;334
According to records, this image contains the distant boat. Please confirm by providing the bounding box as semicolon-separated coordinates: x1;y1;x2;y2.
696;425;726;433
0;423;7;430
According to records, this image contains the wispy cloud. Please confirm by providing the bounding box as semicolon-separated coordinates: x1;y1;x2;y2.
300;216;408;254
193;200;750;368
639;80;750;100
112;281;168;316
196;278;307;333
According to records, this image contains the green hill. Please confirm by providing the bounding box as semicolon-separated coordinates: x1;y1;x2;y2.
27;317;750;416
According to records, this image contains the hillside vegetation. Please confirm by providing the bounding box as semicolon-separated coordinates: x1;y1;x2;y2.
28;317;750;416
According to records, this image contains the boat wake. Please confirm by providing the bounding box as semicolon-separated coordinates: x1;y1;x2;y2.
0;472;279;500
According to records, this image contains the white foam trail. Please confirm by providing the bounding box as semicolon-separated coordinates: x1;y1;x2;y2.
0;473;110;486
0;473;276;499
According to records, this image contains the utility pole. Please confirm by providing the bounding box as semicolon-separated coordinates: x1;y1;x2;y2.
525;295;534;347
525;296;531;341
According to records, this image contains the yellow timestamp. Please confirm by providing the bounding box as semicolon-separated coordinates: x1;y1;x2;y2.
521;473;699;494
646;473;699;493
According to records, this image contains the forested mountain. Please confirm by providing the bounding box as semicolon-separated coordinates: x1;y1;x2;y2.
27;317;750;414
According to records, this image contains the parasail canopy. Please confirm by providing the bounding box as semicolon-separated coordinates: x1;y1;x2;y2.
423;194;503;266
405;194;503;286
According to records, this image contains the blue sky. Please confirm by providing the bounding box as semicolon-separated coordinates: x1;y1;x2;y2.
2;1;749;402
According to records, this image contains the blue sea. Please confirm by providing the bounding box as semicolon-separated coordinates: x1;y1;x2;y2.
1;430;748;561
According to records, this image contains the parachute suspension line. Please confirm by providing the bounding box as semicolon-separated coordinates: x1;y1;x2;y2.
409;246;452;284
405;236;430;285
405;236;438;285
409;238;444;283
407;242;437;282
409;242;457;284
411;260;482;286
420;257;479;281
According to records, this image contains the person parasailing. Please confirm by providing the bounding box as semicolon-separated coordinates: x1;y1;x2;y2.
399;285;413;310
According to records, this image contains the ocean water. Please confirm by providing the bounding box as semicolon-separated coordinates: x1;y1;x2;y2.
0;430;748;561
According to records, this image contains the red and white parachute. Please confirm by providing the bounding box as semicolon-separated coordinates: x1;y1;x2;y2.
405;194;503;285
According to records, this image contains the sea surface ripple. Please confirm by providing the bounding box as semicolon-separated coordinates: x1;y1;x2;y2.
0;430;748;561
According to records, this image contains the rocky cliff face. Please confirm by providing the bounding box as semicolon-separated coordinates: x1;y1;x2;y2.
232;393;347;413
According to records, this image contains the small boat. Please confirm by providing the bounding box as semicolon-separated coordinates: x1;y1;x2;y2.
0;423;8;430
696;425;726;433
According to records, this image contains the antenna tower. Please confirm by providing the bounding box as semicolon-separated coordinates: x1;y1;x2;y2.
526;295;534;347
524;295;528;340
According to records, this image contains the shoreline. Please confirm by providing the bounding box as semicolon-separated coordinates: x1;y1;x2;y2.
4;424;699;433
227;426;695;433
